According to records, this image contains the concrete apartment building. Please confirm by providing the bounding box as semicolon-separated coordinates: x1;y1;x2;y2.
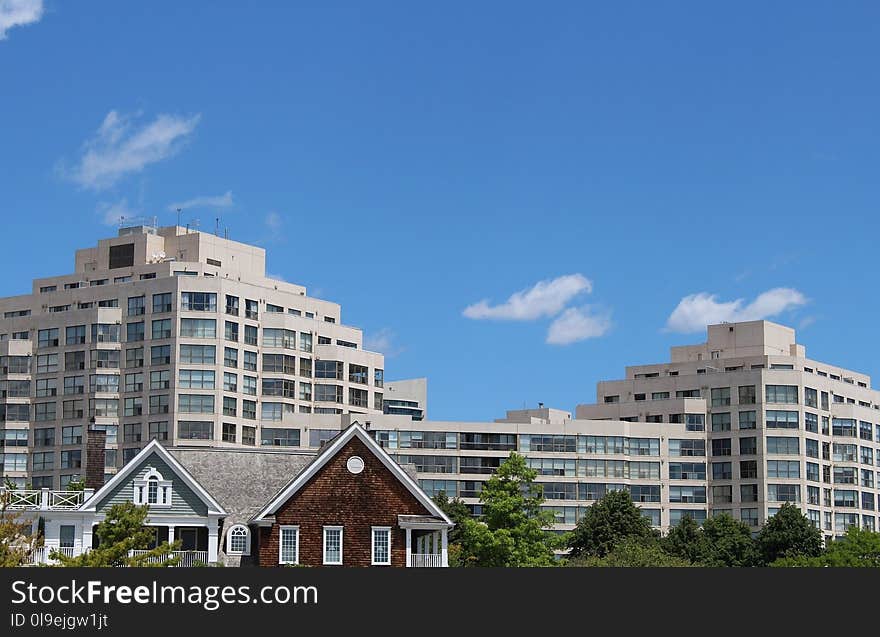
0;223;386;489
577;320;880;539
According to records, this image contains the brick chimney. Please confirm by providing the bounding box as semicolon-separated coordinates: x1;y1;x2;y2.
85;428;106;490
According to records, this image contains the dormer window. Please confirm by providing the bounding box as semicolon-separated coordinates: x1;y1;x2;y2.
133;467;172;508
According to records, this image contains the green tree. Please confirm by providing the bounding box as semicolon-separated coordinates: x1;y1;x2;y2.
698;514;759;567
567;490;656;558
455;452;562;566
569;538;695;567
755;503;823;565
772;526;880;567
52;502;181;567
432;492;470;546
0;483;44;566
661;515;703;564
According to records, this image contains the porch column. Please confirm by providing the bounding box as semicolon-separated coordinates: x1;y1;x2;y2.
207;525;219;564
441;528;448;567
405;528;412;567
168;525;175;545
82;525;93;555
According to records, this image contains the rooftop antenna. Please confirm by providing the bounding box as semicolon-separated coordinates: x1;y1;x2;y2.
215;216;220;236
224;227;229;240
177;208;182;228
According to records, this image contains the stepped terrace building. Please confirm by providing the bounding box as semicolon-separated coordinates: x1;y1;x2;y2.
0;223;385;490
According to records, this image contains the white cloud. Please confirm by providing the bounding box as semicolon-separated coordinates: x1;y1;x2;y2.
68;110;201;190
665;288;808;334
167;191;233;212
364;328;404;357
265;211;282;232
0;0;43;40
546;307;611;345
463;274;592;321
97;199;139;226
265;272;286;282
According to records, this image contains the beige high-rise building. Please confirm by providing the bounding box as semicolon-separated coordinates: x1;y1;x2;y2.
0;224;385;489
577;320;880;539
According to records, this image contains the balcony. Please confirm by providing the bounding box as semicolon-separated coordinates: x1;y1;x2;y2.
407;554;444;568
1;488;88;510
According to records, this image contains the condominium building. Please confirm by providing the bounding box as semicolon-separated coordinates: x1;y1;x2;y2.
0;224;385;489
577;320;880;539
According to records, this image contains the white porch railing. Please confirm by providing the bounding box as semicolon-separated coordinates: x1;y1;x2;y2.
48;491;85;509
128;550;209;567
408;553;444;568
21;547;46;565
4;489;41;509
1;488;86;510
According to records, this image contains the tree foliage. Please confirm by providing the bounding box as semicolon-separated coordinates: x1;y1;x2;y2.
771;526;880;567
568;538;694;567
52;502;181;567
755;503;823;565
454;453;562;566
663;514;758;567
567;490;655;558
0;484;43;567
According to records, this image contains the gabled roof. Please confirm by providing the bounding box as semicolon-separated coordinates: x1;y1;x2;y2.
80;439;227;516
251;423;453;525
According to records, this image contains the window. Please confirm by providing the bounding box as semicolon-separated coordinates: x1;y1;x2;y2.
711;387;730;406
181;292;217;312
90;349;120;369
35;378;56;397
768;484;800;503
242;426;256;446
245;299;259;319
124;372;143;392
222;422;237;443
32;451;54;471
261;428;301;447
179;369;215;389
299;332;313;353
299;382;312;401
225;295;239;316
152;293;172;314
740;484;758;502
279;526;298;564
740;460;758;479
315;384;343;403
151;345;171;366
820;391;829;410
371;527;391;565
668;462;706;480
261;403;283;421
149;421;169;441
669;486;707;503
739;437;757;455
36;354;59;374
349;364;368;385
178;394;214;413
766;410;798;429
242;400;256;420
243;351;257;371
804;412;818;433
127;295;145;316
349;387;368;408
805;387;818;408
180;344;215;364
61;450;82;469
805;438;819;458
711;438;731;456
227;525;250;556
766;385;798;404
244;325;258;346
832;418;857;437
859;421;873;441
223;372;238;392
652;391;669;400
243;376;257;396
125;347;144;369
91;324;120;343
180;318;216;338
38;328;60;348
34;402;57;422
766;437;799;455
150;319;172;340
178;421;213;440
149;394;169;415
316;360;343;380
150;370;170;390
66;325;86;345
767;460;800;478
124;397;143;417
711;413;731;432
224;347;238;368
225;321;239;342
712;461;732;480
323;527;343;565
124;423;142;443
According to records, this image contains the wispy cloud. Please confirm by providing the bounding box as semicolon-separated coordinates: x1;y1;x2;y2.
265;272;286;282
364;328;404;357
167;191;233;212
0;0;43;40
799;316;817;330
665;288;808;334
546;307;611;345
463;274;592;321
97;199;139;226
65;110;201;190
265;211;283;232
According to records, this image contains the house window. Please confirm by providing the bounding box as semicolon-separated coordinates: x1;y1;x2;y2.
133;468;172;507
227;525;250;556
323;526;343;565
147;477;159;504
59;525;76;549
279;526;299;564
372;527;391;566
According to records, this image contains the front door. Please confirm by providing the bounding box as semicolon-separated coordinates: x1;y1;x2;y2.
178;528;197;551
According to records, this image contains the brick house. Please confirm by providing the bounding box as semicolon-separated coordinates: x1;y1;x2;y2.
251;423;453;567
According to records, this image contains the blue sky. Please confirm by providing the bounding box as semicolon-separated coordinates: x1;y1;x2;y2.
1;2;879;421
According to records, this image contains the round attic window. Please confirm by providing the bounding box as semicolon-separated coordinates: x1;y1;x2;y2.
346;456;365;474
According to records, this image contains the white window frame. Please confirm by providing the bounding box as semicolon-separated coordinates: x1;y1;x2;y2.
323;526;343;565
371;526;391;566
279;525;299;565
226;524;251;556
132;468;172;508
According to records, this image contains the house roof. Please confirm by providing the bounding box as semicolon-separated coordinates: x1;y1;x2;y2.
80;439;227;516
251;423;453;526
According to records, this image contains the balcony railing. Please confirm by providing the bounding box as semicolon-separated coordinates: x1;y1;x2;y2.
1;488;86;510
128;550;209;567
407;553;444;568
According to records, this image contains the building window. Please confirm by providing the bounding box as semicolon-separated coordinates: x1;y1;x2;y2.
711;413;731;432
740;460;758;479
180;318;217;338
227;525;250;556
152;293;172;313
152;319;172;340
242;426;256;446
372;527;391;566
279;526;298;564
225;321;239;342
222;422;237;443
178;421;213;440
261;428;300;447
765;385;798;404
148;421;169;441
323;527;343;565
710;387;730;407
181;292;217;312
766;410;798;429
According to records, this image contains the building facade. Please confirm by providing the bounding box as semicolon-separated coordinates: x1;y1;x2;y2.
0;224;386;490
577;320;880;540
